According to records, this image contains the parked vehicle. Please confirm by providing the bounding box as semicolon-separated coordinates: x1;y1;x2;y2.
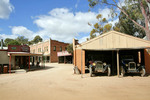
120;56;145;77
89;61;111;77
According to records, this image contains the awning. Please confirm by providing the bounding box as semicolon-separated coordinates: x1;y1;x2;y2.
57;51;72;57
8;52;43;56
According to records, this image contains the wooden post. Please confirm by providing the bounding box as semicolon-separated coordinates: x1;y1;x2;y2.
117;50;120;77
29;56;30;70
112;51;114;75
9;55;11;74
64;56;66;64
81;49;83;78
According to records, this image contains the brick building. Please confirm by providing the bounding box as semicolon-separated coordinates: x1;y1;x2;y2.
30;39;69;63
0;44;42;74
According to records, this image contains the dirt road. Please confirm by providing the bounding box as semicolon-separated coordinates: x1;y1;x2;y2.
0;63;150;100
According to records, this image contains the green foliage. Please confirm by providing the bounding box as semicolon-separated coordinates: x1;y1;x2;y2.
88;0;150;39
31;35;43;44
28;35;43;45
103;24;112;33
96;14;102;19
113;5;145;38
88;0;99;8
4;38;14;46
16;36;28;45
88;14;112;39
67;44;73;54
7;40;21;45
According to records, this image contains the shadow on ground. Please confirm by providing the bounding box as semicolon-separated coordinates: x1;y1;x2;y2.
26;66;54;72
85;69;149;77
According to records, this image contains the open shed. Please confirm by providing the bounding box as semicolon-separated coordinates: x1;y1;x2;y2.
73;31;150;76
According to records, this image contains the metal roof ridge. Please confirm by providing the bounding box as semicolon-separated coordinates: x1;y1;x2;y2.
77;31;150;47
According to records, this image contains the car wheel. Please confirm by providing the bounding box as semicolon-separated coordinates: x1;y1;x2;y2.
107;67;111;76
90;67;93;77
121;67;125;77
140;68;145;77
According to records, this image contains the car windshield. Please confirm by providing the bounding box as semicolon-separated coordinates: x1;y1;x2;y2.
122;59;134;64
121;55;134;64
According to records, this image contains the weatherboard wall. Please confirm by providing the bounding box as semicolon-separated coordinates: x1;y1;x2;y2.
76;31;150;50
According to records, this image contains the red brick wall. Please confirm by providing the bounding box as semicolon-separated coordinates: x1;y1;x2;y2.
74;49;85;74
144;49;150;74
8;45;30;52
50;40;69;63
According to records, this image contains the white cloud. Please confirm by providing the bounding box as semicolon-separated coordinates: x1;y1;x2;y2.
98;8;111;20
0;34;17;40
11;26;35;40
1;7;119;43
0;0;14;19
34;8;97;42
109;18;119;26
0;26;35;40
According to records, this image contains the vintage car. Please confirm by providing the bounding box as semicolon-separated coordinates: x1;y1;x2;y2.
120;57;145;77
89;61;111;77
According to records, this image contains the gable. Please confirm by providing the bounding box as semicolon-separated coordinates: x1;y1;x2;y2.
77;31;150;50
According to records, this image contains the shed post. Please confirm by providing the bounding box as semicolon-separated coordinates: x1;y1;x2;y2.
64;56;66;64
117;50;120;77
81;49;83;78
9;54;11;74
29;56;30;70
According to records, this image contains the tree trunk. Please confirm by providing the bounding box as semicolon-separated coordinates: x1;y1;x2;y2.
145;28;150;40
140;1;150;40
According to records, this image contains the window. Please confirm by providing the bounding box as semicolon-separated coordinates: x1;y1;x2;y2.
65;47;67;51
60;46;62;51
53;46;56;51
38;48;41;52
46;46;48;51
33;49;35;53
44;46;48;52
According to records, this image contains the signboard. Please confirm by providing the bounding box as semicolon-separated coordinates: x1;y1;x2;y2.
8;45;30;52
21;46;29;52
11;47;16;50
57;51;72;57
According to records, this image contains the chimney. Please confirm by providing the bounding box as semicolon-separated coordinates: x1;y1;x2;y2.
1;39;3;49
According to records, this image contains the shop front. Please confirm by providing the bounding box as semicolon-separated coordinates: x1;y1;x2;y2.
0;45;43;74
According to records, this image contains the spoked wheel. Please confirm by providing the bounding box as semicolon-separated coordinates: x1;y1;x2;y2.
140;68;145;77
89;67;93;77
121;67;125;77
107;67;111;76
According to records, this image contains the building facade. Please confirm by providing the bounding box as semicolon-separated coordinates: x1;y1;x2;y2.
73;31;150;75
30;39;69;63
0;45;42;74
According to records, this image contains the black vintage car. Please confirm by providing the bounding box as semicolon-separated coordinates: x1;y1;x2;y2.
89;61;111;77
120;57;145;77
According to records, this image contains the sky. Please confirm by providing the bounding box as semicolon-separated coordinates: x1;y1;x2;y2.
0;0;120;43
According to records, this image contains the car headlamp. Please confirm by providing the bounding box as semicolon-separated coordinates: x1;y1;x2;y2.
137;63;140;66
103;62;106;66
125;64;128;67
92;63;96;66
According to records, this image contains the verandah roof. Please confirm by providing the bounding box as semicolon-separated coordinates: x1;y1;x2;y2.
8;52;43;56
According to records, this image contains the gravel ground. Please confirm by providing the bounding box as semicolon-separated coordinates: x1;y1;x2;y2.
0;63;150;100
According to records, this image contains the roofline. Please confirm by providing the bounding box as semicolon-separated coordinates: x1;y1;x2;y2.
78;31;150;47
0;49;8;51
8;52;43;56
83;47;150;51
30;39;50;47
